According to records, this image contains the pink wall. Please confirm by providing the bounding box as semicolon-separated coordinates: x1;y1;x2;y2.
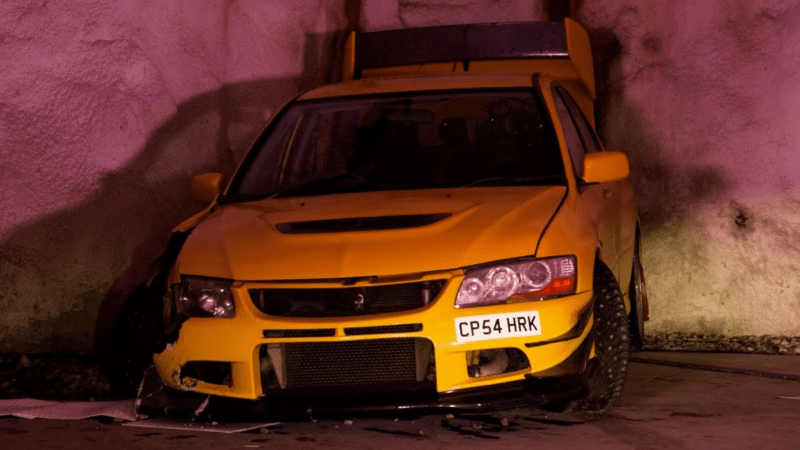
0;0;349;352
576;0;800;336
1;0;798;353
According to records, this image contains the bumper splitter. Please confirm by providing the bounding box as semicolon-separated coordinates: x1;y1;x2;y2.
135;368;588;422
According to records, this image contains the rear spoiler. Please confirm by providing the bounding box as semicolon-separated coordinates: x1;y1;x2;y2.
342;18;594;98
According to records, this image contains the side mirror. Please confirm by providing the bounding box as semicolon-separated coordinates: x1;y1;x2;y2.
190;172;223;203
582;151;630;184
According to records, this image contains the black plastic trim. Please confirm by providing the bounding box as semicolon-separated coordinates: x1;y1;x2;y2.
276;214;451;234
532;73;570;258
137;372;587;421
355;22;567;74
263;329;336;338
525;329;593;378
344;324;423;336
525;300;593;348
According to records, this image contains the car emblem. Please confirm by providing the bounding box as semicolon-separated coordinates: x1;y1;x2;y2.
354;293;365;311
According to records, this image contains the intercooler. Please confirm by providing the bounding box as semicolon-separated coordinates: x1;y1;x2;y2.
260;338;435;393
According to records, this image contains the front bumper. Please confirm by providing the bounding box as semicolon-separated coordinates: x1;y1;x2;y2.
153;273;595;401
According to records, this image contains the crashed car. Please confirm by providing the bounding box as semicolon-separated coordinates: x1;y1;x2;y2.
114;19;647;415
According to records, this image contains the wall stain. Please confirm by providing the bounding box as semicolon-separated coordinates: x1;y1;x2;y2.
643;36;661;53
734;210;748;229
729;202;754;235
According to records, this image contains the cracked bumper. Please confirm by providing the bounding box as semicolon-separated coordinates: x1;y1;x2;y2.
153;278;595;401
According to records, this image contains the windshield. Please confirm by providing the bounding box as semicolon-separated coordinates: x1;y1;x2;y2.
227;89;564;201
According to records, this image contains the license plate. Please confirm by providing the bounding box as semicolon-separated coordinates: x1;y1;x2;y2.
455;311;541;343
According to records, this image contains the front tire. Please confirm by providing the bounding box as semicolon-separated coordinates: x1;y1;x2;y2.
570;261;630;412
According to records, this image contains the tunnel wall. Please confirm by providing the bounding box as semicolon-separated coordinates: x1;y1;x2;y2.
1;0;798;354
0;0;350;353
574;0;800;336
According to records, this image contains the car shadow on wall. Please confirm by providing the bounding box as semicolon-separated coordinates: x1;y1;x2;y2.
0;19;733;356
588;26;728;225
0;32;347;355
582;22;738;337
545;3;731;241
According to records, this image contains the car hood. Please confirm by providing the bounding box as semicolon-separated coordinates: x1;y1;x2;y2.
177;186;566;281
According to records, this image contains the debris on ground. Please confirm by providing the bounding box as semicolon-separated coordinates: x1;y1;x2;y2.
0;354;111;401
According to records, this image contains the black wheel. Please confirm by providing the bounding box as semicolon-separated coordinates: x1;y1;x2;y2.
108;283;166;398
569;261;630;413
629;238;647;351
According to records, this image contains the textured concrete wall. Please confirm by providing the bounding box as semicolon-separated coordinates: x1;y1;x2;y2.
360;0;544;30
573;0;800;336
1;0;799;354
0;0;349;353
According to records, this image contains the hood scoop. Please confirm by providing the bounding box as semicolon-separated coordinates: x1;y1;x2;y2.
275;213;451;234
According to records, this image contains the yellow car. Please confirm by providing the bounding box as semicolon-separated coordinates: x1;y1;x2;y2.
114;19;647;415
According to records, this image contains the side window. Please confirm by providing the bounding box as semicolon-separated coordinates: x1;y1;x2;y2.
552;88;587;178
557;86;601;154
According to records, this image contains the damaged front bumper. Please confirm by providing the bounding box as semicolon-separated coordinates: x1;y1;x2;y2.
151;275;595;414
136;358;592;421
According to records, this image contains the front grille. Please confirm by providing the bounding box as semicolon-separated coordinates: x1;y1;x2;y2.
250;280;446;317
260;338;434;391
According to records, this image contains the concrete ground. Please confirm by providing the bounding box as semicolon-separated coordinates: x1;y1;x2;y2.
1;353;799;449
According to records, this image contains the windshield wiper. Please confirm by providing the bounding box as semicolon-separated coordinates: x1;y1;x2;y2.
460;175;563;188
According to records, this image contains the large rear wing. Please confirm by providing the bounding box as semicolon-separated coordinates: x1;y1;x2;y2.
342;19;594;99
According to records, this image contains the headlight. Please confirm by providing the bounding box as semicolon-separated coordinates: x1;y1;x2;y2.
175;276;235;318
456;256;576;307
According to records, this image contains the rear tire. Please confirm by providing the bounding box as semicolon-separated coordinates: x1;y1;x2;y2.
629;239;646;351
569;261;630;413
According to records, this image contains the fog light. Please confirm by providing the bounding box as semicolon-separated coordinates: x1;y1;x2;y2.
467;348;530;378
180;361;232;386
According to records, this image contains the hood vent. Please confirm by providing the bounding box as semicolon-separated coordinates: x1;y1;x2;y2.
275;213;451;234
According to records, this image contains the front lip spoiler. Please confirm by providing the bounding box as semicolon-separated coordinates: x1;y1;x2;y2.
136;371;588;421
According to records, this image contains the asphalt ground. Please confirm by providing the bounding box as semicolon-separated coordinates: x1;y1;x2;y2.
1;352;799;449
